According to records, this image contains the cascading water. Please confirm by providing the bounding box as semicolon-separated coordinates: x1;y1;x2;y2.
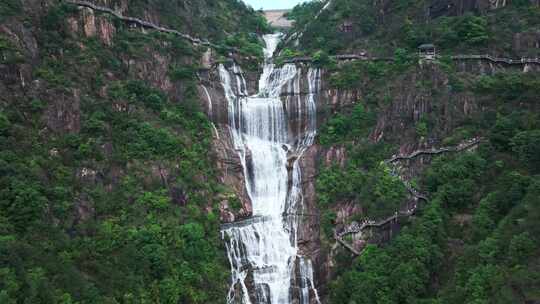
220;33;321;304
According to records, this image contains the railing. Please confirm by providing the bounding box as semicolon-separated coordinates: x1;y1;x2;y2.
385;138;482;164
284;54;540;65
66;0;228;50
452;54;540;65
283;55;393;64
334;138;483;255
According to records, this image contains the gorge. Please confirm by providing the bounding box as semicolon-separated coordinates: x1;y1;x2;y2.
1;0;540;303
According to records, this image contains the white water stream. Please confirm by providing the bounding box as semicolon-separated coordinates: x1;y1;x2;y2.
220;34;321;304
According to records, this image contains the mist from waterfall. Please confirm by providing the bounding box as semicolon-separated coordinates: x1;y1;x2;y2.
220;33;320;304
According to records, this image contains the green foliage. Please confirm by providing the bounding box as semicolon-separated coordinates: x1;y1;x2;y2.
224;33;264;59
474;72;540;103
508;232;536;265
317;165;364;207
435;14;489;48
415;119;429;138
169;65;197;81
0;0;21;18
0;0;273;301
109;80;168;111
286;0;325;30
312;50;333;68
317;162;406;219
321;210;337;238
0;36;23;64
328;66;361;90
319;103;376;145
511;130;540;173
288;0;379;53
35;59;72;87
302;4;540;302
424;153;486;210
458;15;489;45
330;201;446;303
331;144;540;303
286;0;535;57
0;112;10;136
328;60;393;90
0;181;47;231
393;47;413;69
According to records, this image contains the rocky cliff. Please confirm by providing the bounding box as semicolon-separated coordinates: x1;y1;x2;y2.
201;54;539;300
0;0;268;302
275;59;540;300
2;0;540;302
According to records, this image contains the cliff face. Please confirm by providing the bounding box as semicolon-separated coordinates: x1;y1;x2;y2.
267;60;540;299
0;1;268;302
1;0;263;223
3;0;539;302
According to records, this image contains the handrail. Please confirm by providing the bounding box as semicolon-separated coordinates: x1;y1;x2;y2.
65;0;231;51
335;138;483;255
283;54;540;65
385;138;482;164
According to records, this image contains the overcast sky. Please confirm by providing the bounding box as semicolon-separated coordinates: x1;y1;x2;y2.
242;0;306;10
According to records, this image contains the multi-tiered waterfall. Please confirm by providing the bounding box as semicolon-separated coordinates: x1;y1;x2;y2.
219;34;321;304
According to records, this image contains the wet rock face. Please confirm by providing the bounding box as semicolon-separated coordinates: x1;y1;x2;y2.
294;143;352;299
295;145;323;293
213;132;253;222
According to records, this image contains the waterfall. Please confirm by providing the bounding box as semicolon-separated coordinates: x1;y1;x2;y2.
201;84;220;139
219;33;321;304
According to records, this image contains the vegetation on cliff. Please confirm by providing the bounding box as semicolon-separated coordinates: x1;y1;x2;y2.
284;6;540;301
307;1;540;301
0;0;268;302
286;0;540;57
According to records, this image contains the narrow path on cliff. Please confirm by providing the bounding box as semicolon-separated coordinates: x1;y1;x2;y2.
335;138;483;256
284;54;540;65
65;0;228;50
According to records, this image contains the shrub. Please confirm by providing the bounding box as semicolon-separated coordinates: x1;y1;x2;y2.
511;130;540;173
0;0;22;17
169;65;196;81
319;103;375;145
312;50;331;67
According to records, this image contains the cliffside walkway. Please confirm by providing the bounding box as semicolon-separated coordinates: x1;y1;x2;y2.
385;137;482;164
335;137;483;255
284;54;540;65
337;209;415;239
66;0;223;49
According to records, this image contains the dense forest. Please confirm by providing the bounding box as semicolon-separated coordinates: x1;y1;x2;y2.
0;0;267;302
1;0;540;303
284;0;540;303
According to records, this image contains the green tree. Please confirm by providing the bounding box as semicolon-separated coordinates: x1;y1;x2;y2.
511;130;540;173
508;232;536;265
